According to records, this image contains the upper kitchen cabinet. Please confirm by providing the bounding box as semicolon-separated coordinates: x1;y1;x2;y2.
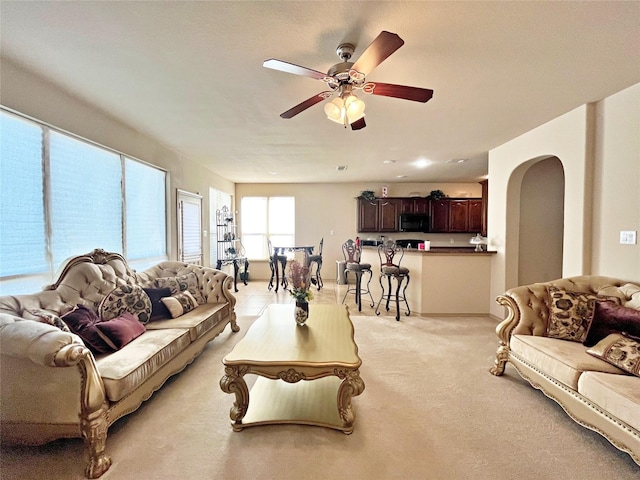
358;198;399;232
431;198;484;233
429;199;450;233
399;197;429;214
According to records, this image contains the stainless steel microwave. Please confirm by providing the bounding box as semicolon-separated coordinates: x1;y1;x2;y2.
398;213;430;233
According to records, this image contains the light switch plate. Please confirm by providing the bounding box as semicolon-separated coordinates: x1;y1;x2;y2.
620;230;637;245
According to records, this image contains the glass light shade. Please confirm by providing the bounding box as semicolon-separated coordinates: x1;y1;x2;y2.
324;98;345;123
344;94;365;122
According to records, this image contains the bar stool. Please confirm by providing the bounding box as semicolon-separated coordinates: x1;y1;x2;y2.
308;238;323;290
341;239;374;312
376;240;411;321
267;239;287;291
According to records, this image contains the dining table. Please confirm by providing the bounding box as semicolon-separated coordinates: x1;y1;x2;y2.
271;244;314;293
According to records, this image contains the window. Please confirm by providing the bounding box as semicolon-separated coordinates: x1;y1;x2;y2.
0;109;168;294
241;196;294;260
177;190;202;265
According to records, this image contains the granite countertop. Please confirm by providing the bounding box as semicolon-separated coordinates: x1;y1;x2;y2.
361;245;495;254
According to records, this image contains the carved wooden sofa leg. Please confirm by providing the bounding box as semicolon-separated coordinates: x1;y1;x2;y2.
81;406;112;478
490;344;509;376
60;345;113;478
489;294;519;376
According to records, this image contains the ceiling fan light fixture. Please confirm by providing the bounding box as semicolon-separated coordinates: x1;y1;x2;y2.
324;98;345;123
324;94;365;125
344;94;365;121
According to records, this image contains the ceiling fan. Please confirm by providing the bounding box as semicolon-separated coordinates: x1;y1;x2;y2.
263;31;434;130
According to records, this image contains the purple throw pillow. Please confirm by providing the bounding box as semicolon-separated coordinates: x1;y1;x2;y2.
95;312;145;349
62;305;114;354
583;300;640;347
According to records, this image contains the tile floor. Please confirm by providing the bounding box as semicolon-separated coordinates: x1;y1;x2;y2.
232;279;381;318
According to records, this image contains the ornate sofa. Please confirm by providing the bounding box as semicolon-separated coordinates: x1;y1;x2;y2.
0;249;239;478
490;275;640;465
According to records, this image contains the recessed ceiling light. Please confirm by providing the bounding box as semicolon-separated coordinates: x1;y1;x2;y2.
397;175;407;178
268;171;278;175
414;159;431;168
446;158;468;164
336;165;348;171
383;160;396;164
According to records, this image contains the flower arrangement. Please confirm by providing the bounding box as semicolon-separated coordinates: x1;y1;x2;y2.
288;260;314;303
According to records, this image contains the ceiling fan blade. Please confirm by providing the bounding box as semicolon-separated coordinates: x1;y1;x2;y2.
351;31;405;76
350;117;366;130
280;92;333;119
362;82;434;103
263;59;328;81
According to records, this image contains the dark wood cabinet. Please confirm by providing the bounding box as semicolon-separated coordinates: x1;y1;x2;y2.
400;198;428;214
449;199;470;232
358;199;379;232
468;199;484;233
429;199;450;232
359;196;483;233
358;198;399;232
378;198;399;232
430;198;484;233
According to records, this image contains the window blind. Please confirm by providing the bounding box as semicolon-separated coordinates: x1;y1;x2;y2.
0;113;48;286
49;131;122;267
125;158;166;262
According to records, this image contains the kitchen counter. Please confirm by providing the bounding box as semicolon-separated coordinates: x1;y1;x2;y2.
362;246;495;255
360;247;494;315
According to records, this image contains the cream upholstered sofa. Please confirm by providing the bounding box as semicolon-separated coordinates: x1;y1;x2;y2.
0;249;239;478
490;275;640;465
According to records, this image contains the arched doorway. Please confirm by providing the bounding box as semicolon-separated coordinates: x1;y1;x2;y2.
517;157;564;284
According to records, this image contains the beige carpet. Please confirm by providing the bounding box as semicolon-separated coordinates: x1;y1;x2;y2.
1;281;638;479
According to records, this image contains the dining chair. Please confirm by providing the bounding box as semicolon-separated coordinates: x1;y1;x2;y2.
308;238;323;290
267;238;288;291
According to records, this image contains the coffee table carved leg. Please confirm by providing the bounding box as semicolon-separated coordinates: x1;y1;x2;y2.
337;369;365;434
220;366;250;430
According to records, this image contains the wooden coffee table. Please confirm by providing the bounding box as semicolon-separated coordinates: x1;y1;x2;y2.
220;304;364;434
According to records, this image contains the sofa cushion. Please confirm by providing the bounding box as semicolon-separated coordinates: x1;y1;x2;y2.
511;334;625;389
155;272;205;305
95;312;146;350
587;333;640;377
161;291;198;318
578;371;640;431
95;328;191;402
584;300;640;347
143;287;172;321
145;302;229;342
62;305;115;354
99;284;152;324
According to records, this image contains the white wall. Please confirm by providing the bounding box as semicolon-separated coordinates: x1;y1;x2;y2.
592;83;640;278
488;83;640;318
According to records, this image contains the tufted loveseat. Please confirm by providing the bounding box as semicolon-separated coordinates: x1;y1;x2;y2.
490;275;640;465
0;249;239;478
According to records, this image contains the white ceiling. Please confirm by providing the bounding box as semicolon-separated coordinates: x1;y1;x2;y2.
1;1;638;184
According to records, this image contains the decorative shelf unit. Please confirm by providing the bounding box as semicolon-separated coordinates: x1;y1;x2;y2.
215;206;249;291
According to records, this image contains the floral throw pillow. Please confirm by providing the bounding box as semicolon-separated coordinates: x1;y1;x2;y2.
587;332;640;377
155;273;205;305
161;291;198;318
546;287;619;343
24;308;72;333
99;284;152;324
